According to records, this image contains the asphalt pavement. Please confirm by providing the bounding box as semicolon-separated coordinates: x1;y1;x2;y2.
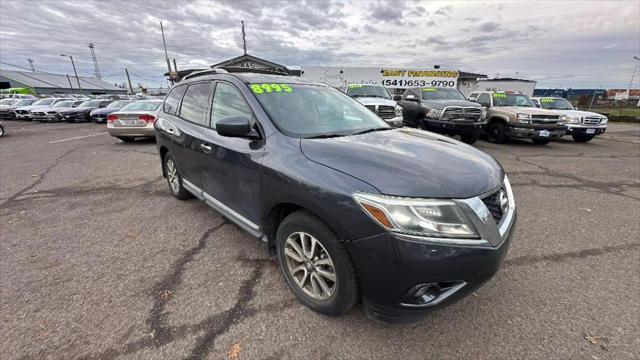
1;121;638;359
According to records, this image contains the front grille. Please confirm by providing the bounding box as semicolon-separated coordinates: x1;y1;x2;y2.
583;117;601;125
482;188;506;224
15;110;28;114
440;107;482;121
92;115;106;122
531;114;559;120
364;105;396;119
531;119;559;125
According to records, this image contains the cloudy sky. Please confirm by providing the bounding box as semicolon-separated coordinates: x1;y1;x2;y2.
0;0;638;89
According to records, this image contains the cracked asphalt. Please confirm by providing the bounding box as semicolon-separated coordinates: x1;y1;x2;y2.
1;121;639;359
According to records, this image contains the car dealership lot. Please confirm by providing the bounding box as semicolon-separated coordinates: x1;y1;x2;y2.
1;122;638;359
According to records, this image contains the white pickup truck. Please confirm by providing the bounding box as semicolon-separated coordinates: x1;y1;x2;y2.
531;97;608;142
342;84;404;127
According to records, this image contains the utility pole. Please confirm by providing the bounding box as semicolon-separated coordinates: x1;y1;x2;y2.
66;74;74;89
88;43;102;80
61;54;82;91
241;20;247;55
160;21;173;84
27;58;35;72
125;68;134;95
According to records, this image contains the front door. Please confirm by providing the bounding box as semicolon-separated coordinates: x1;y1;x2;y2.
200;81;265;233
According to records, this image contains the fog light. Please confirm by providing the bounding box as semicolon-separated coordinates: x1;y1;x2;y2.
412;283;440;303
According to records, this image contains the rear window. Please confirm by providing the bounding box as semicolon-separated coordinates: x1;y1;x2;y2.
163;86;186;115
120;102;161;112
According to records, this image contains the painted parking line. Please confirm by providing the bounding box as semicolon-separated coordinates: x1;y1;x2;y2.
48;132;108;144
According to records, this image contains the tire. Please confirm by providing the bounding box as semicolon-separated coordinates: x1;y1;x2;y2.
460;131;480;144
116;136;135;143
532;138;550;145
276;210;359;316
486;122;506;143
163;153;192;200
0;125;4;137
572;133;595;143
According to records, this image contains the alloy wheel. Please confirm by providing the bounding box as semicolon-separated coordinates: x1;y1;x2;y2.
283;232;337;300
166;158;180;194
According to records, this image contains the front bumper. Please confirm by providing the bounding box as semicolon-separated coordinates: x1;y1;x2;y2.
61;113;90;122
425;118;486;133
506;124;566;139
32;113;60;122
0;111;14;120
15;112;32;120
384;116;404;128
347;182;517;324
565;124;607;136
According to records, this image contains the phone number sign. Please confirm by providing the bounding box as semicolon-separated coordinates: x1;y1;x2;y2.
302;67;459;89
380;69;458;88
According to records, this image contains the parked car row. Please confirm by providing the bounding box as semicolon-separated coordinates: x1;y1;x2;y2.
342;85;608;144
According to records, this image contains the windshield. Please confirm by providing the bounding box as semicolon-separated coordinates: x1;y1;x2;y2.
250;83;389;138
107;100;131;109
53;101;73;108
0;99;16;105
120;101;161;112
34;99;55;106
421;88;465;100
492;93;535;107
538;98;574;110
78;100;102;108
14;99;34;106
346;85;391;99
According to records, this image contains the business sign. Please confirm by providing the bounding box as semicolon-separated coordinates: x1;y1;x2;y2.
302;67;459;89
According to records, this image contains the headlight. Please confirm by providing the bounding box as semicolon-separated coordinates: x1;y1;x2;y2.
566;116;580;124
353;193;479;240
517;113;531;124
601;117;608;124
394;105;403;117
481;108;487;119
427;109;442;118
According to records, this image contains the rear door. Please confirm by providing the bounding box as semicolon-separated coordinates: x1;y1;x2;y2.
199;81;265;232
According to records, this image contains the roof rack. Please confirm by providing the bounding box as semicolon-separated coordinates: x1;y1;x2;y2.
182;68;229;81
218;66;290;76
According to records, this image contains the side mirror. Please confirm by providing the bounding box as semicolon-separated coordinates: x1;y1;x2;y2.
468;97;477;102
393;95;402;101
405;94;418;101
216;116;253;137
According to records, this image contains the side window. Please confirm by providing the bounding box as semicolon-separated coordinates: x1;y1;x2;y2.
477;93;491;107
403;89;415;100
210;82;254;128
179;82;214;125
163;85;186;115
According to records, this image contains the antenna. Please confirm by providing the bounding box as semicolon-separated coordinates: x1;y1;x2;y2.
160;21;173;84
27;58;35;72
88;43;102;80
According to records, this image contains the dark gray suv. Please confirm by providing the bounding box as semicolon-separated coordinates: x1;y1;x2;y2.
155;69;517;324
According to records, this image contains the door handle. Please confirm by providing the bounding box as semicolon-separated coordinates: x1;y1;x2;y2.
200;143;212;153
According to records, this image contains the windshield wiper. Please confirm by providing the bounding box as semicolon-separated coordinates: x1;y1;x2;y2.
304;133;346;139
351;127;393;136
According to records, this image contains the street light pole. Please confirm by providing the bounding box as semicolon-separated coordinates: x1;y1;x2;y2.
61;54;82;91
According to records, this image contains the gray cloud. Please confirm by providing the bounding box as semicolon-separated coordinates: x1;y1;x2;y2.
0;0;637;88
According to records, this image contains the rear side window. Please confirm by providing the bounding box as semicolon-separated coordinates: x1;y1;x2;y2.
179;82;214;125
163;85;186;115
210;82;253;128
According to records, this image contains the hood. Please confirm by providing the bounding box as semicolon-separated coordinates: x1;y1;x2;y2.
90;107;118;116
493;106;556;115
545;109;605;118
421;99;481;110
300;128;503;198
16;105;52;111
355;97;397;107
30;106;62;113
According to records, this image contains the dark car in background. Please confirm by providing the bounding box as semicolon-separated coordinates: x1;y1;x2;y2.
0;99;37;120
397;87;485;144
90;100;133;123
31;100;85;122
59;99;112;122
154;70;516;324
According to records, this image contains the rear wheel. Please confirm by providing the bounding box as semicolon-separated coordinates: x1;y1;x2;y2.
486;122;506;143
532;138;550;145
276;211;359;316
572;133;595;143
164;154;192;200
116;136;135;143
460;131;480;144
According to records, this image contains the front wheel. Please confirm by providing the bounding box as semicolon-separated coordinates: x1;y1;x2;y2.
572;133;595;143
276;211;359;317
460;131;480;144
164;154;192;200
532;138;551;145
486;123;506;143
